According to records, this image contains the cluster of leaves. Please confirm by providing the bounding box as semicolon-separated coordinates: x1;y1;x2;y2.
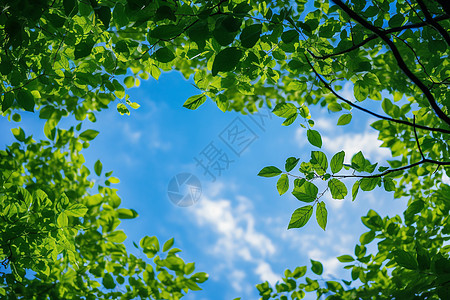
1;0;450;298
0;124;206;298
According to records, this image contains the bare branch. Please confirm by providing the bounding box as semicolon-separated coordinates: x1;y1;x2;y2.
332;0;450;127
304;54;450;134
413;116;425;160
311;15;450;60
416;0;450;45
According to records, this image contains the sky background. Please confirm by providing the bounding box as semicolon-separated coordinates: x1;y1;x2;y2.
0;71;411;299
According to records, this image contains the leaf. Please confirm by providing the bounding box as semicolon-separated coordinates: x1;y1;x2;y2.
307;129;322;148
117;103;130;115
359;231;375;245
277;174;289;195
351;151;366;171
328;178;348;199
107;231;127;243
117;208;138;219
79;129;99;141
57;212;68;227
150;24;183;40
285;157;300;172
272;103;297;118
330;151;345;173
393;250;418;270
109;177;120;184
240;24;262;48
288;205;314;229
163;238;174;252
153;47;176;63
183;94;207;110
103;273;116;289
292;181;318;202
17;90;35;112
258;166;282;177
94;160;102;176
63;0;78;16
282;112;298;126
310;151;328;174
337;114;352;125
155;6;176;22
352;181;360;201
65;203;88;217
281;30;299;43
311;259;323;275
212;47;243;76
337;255;354;262
360;177;379;191
95;6;111;28
316;201;327;230
74;39;95;60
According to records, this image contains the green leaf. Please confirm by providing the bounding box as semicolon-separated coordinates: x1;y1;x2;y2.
107;231;127;243
337;255;354;262
1;93;14;112
272;103;297;118
337;114;352;125
307;129;322;148
153;47;176;63
316;201;327;230
63;0;78;16
103;273;116;289
328;178;348;199
310;151;328;174
277;174;289;195
17;90;35;112
330;151;345;173
281;30;299;44
352;181;359;201
258;166;282;177
163;238;174;252
212;47;243;76
311;259;323;275
288;205;314;229
360;177;379;191
117;208;138;219
57;212;68;227
79;129;99;141
282;112;298;126
359;231;375;245
95;6;111;28
394;250;418;270
183;94;207;110
74;39;95;60
292;181;318;202
351;151;366;171
240;24;262;48
285;157;300;172
113;3;128;27
150;24;183;40
155;6;176;22
117;103;130;115
94;160;102;176
109;177;120;184
65;203;88;217
327;102;342;112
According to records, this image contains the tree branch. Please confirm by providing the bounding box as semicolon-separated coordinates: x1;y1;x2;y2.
332;0;450;127
304;54;450;134
310;15;450;60
416;0;450;45
413;116;425;160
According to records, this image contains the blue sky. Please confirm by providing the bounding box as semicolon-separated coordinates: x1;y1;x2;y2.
0;71;411;299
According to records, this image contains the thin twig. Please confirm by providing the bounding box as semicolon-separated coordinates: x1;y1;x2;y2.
413;115;425;160
332;0;450;127
304;54;450;134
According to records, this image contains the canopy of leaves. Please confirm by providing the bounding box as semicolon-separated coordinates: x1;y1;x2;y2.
1;0;450;298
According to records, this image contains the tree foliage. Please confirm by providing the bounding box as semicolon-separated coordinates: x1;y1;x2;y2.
1;0;450;298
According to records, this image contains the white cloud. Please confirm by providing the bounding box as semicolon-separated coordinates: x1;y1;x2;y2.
187;183;280;293
254;260;280;286
322;130;390;163
122;123;142;144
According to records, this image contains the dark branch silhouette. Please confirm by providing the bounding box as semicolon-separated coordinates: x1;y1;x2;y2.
305;54;450;135
332;0;450;127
